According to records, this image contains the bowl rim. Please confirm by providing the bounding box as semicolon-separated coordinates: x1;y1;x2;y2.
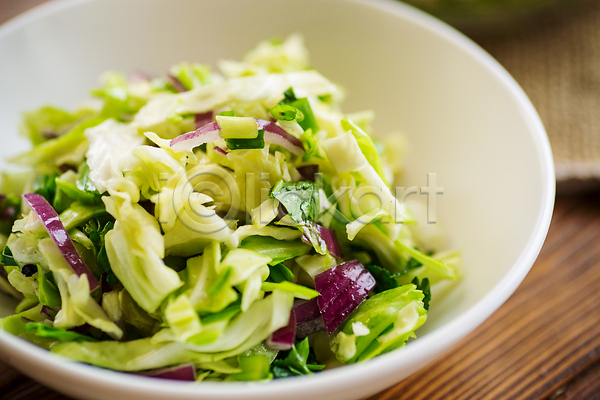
0;0;555;398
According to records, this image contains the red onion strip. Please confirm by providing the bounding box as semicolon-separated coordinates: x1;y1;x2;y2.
167;75;187;93
213;145;228;155
257;119;304;156
140;362;196;381
194;111;213;129
40;305;54;320
293;298;325;339
0;194;16;220
267;311;296;350
301;224;344;259
319;225;343;259
129;70;152;83
296;165;319;182
22;193;100;291
169;121;221;153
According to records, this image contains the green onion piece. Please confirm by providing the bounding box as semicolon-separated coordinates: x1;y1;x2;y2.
219;110;235;117
270;104;304;122
279;87;298;104
290;98;318;132
225;130;265;150
217;116;258;139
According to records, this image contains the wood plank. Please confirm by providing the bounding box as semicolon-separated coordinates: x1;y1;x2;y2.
555;358;600;400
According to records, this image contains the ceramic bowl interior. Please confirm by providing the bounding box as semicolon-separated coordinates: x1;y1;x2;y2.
0;0;554;399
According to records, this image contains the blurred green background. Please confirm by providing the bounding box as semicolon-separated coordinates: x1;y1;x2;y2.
403;0;584;35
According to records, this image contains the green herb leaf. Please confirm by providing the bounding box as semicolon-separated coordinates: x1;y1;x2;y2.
270;180;320;223
1;246;17;267
412;277;431;311
365;264;399;294
83;217;118;285
33;173;59;204
272;338;324;378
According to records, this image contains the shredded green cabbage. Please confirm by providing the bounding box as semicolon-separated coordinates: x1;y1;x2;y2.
0;34;460;381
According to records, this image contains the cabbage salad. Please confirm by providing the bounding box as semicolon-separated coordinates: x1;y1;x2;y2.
0;35;461;381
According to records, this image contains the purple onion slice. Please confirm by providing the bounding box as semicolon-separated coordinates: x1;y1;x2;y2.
141;363;196;381
129;70;152;83
296;165;319;182
319;225;343;258
213;145;228;156
0;194;17;220
267;312;296;350
256;119;304;156
70;323;91;335
293;298;325;339
169;121;221;153
301;224;344;259
167;75;187;93
40;305;54;320
315;260;375;334
22;194;100;291
194;111;213;129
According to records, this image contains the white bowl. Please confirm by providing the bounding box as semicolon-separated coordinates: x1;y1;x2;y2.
0;0;555;399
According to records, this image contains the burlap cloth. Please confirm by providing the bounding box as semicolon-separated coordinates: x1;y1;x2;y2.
1;0;600;191
468;1;600;192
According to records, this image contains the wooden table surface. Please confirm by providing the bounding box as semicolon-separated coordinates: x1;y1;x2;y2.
2;1;600;400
